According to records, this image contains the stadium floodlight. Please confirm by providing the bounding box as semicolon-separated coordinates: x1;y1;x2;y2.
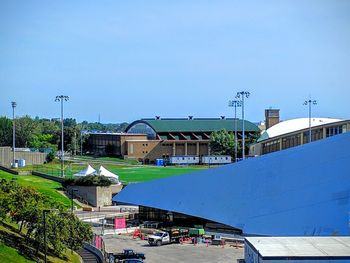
11;101;16;168
303;99;317;143
228;100;242;162
55;95;69;177
235;91;250;160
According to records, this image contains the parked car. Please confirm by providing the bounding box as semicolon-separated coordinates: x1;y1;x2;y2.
114;249;145;261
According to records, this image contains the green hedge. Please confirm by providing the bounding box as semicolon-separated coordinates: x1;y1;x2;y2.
62;175;112;187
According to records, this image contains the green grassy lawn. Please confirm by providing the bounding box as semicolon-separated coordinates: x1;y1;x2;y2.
73;155;139;165
0;222;81;263
0;243;35;263
105;165;207;183
0;171;72;208
30;162;208;183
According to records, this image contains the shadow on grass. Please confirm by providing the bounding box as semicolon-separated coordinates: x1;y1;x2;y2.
0;221;69;262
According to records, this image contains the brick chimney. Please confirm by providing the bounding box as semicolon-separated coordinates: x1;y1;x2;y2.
265;109;280;129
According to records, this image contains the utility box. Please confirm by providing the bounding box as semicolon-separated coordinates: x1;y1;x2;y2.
18;159;26;167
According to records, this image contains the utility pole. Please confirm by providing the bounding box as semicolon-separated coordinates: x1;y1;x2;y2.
303;99;317;143
55;95;69;177
71;189;78;212
11;101;16;168
228;100;242;162
235;91;250;160
80;125;84;156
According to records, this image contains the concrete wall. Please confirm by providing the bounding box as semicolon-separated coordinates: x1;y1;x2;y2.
0;147;47;167
68;184;122;207
124;140;160;160
32;171;64;183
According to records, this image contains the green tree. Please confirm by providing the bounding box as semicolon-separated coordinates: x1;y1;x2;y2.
0;117;12;146
15;116;39;147
29;134;58;150
63;212;93;252
209;129;236;157
37;120;60;145
1;179;94;258
0;179;17;219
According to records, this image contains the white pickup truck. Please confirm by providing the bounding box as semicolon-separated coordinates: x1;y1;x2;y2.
147;228;189;246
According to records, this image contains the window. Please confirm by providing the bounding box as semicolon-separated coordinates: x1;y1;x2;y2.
127;123;156;139
326;125;343;137
262;139;280;154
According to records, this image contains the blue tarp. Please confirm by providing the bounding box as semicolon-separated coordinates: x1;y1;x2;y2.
114;133;350;236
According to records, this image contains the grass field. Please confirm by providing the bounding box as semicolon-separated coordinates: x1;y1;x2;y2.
30;161;208;183
76;155;139;165
0;222;81;263
104;165;206;183
0;243;35;263
0;171;72;208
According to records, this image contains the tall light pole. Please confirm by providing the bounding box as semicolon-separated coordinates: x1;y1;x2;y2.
228;100;242;162
236;91;250;160
55;95;69;177
80;125;84;156
71;188;78;213
11;101;16;168
303;99;317;143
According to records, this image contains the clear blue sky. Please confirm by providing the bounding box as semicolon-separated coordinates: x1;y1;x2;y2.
1;0;349;123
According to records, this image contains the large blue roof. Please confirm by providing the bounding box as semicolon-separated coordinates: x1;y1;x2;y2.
114;133;350;236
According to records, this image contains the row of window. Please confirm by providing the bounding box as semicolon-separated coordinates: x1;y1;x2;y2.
262;124;347;154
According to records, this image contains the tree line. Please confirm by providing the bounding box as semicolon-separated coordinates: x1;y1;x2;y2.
0;178;93;257
0;115;129;156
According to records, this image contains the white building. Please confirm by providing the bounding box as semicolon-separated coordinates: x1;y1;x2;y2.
201;155;231;164
245;237;350;263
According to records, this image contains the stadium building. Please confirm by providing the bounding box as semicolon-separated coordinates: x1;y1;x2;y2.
114;132;350;236
249;109;350;156
86;117;260;162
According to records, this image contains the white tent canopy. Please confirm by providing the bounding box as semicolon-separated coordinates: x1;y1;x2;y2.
98;166;119;180
73;164;97;177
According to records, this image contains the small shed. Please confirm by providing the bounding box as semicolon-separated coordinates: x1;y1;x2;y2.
244;237;350;263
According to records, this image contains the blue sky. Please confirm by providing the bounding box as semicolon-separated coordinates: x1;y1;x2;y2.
1;1;349;123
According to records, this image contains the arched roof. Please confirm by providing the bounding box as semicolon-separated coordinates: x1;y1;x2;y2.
114;132;350;236
125;118;260;133
258;118;343;142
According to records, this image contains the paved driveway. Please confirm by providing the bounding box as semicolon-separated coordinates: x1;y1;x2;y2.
102;235;243;263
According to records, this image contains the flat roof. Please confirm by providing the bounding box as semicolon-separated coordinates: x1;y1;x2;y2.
245;237;350;258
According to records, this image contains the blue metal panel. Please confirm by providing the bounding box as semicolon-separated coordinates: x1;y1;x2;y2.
114;133;350;236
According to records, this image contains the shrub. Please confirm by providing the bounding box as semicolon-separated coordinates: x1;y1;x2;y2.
63;175;112;187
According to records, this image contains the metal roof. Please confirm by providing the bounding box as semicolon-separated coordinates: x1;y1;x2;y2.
257;117;343;142
114;132;350;236
245;237;350;257
126;118;260;133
